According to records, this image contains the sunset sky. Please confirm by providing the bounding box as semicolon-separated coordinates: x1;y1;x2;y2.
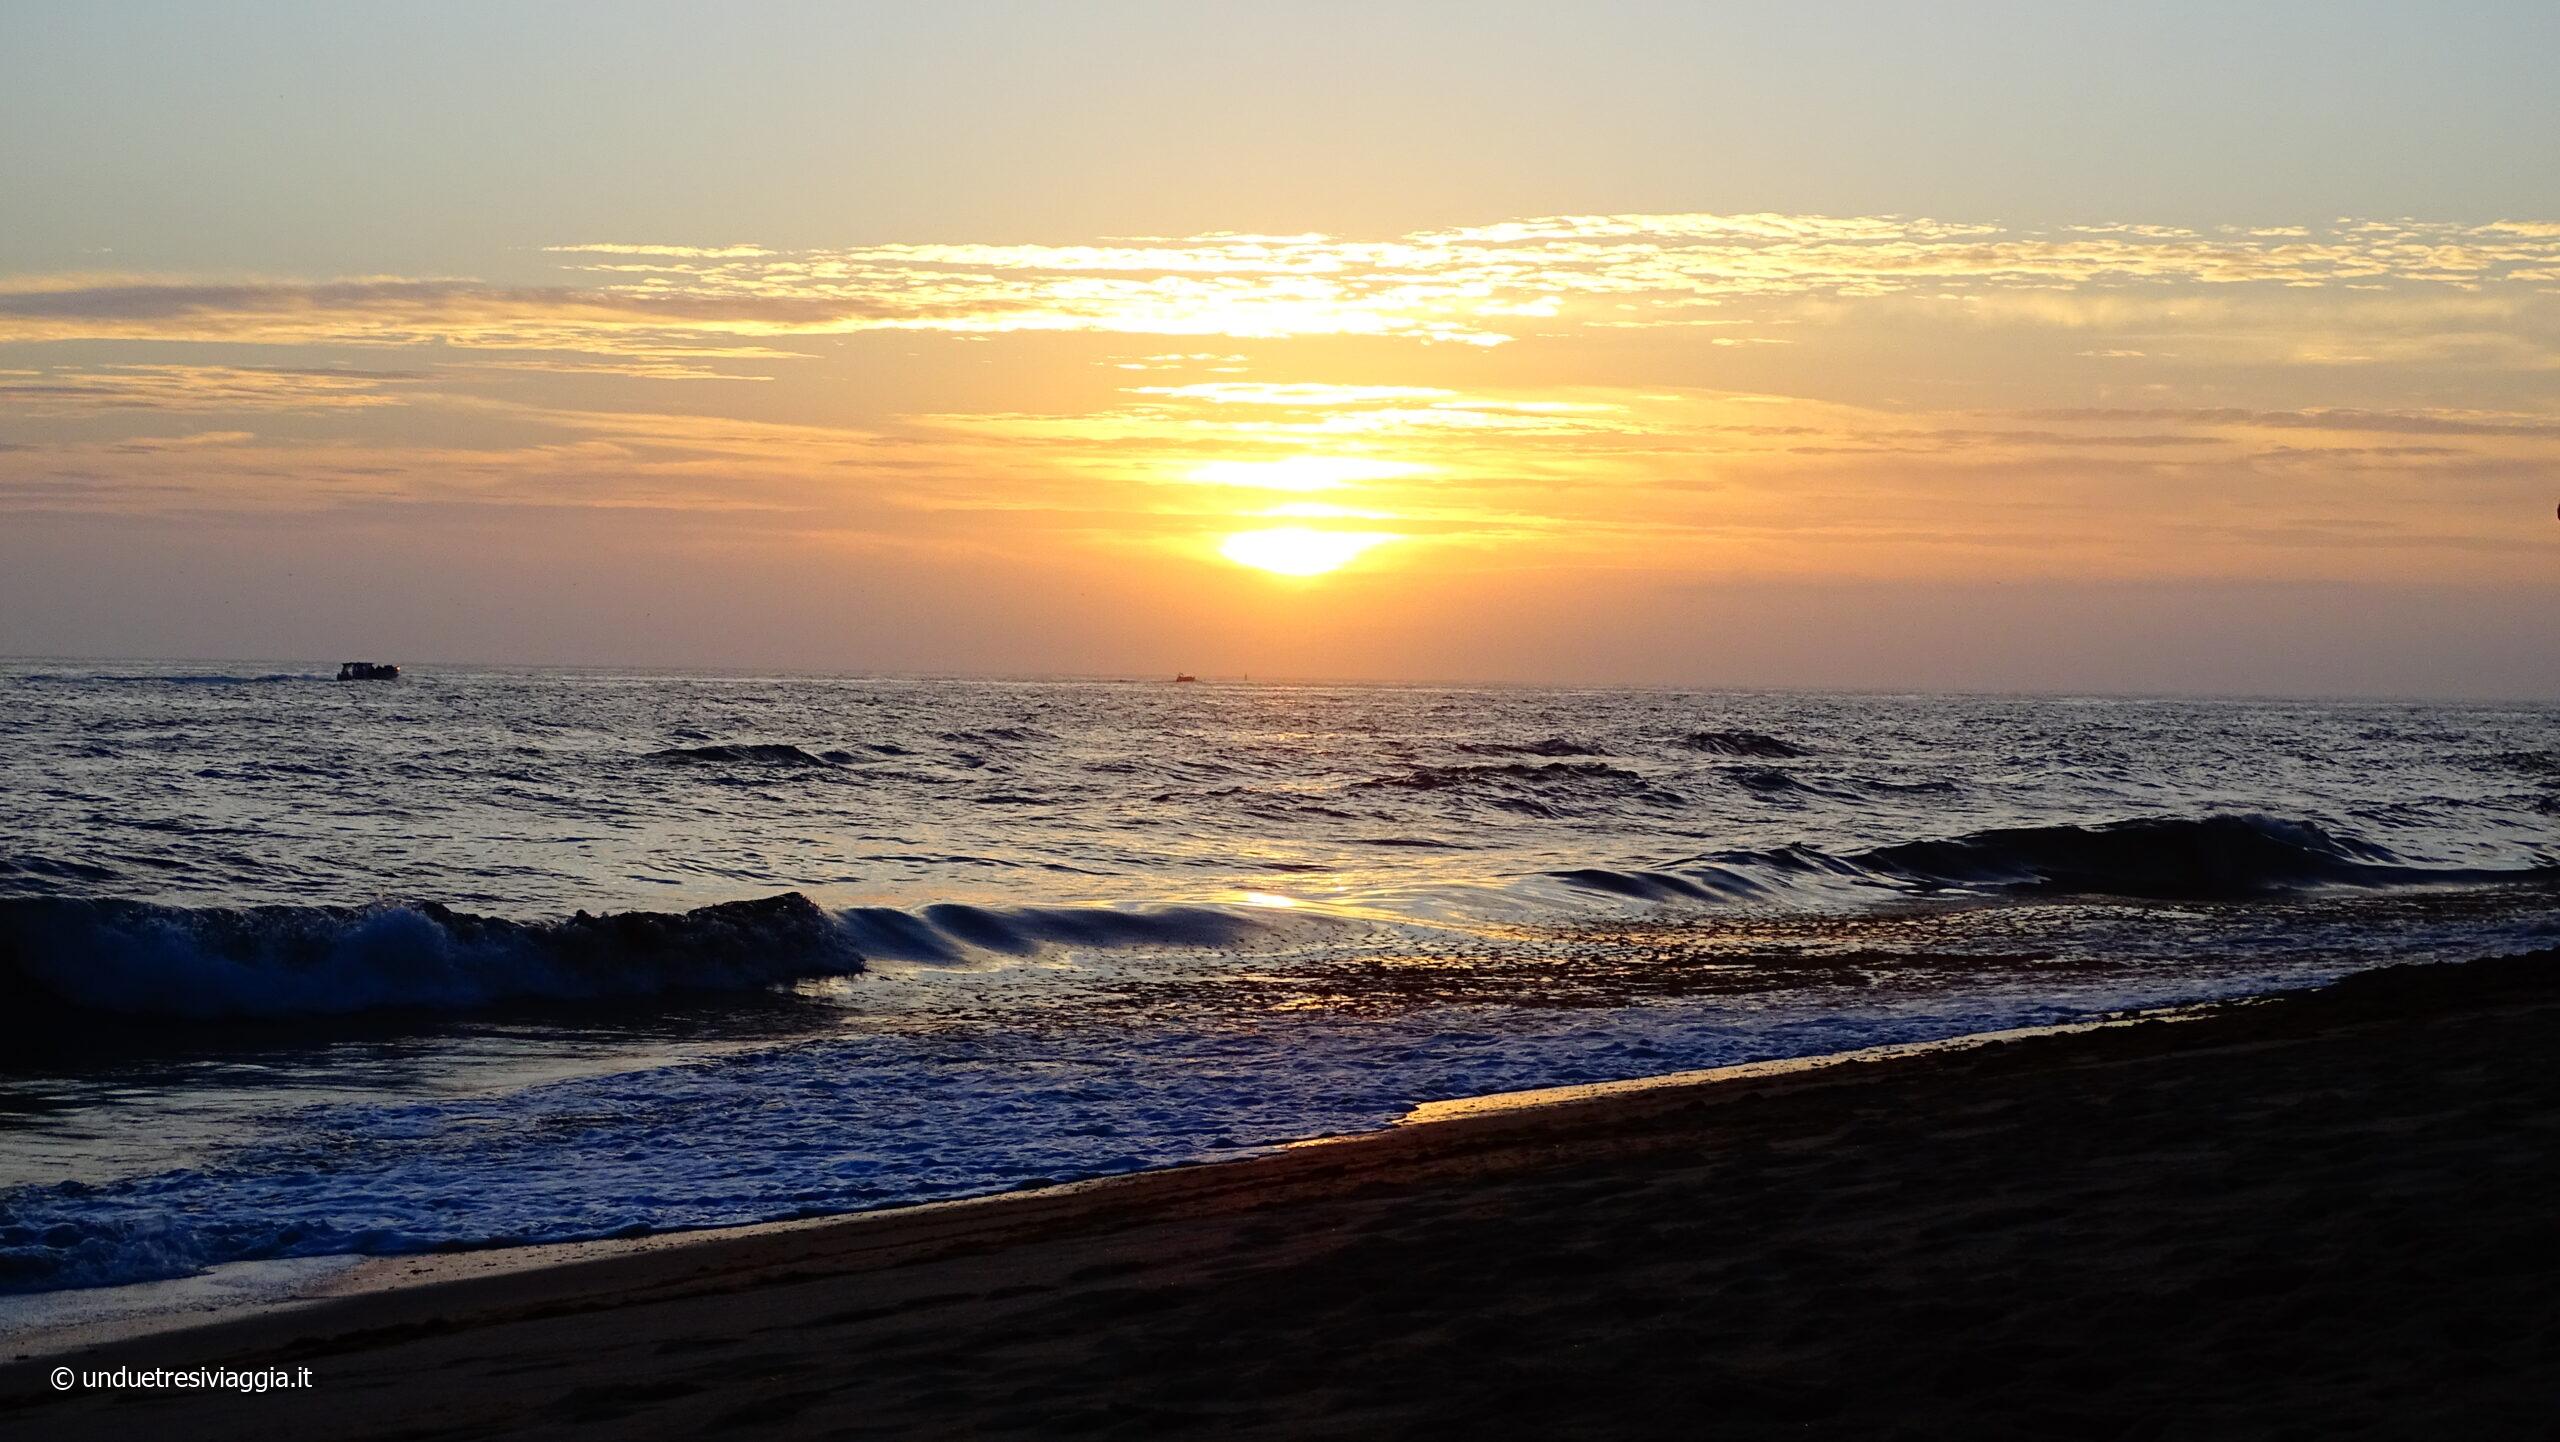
3;2;2554;697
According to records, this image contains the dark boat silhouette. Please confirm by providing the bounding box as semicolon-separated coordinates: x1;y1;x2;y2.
337;661;401;681
1173;673;1199;683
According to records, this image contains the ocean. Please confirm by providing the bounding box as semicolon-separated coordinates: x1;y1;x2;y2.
2;664;2554;1304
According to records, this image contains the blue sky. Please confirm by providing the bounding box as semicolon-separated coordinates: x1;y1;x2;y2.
8;1;2554;272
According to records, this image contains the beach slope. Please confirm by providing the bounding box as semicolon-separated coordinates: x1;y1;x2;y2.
7;948;2558;1439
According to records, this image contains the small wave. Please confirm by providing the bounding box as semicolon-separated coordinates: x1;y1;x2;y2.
0;855;123;889
1146;784;1373;821
1864;778;1960;796
1724;766;1848;799
1547;867;1758;903
1453;737;1604;758
0;893;862;1022
1725;768;1957;803
1354;762;1684;817
845;903;1266;962
1357;761;1652;791
939;726;1053;746
1680;729;1812;758
646;743;840;768
1555;814;2557;905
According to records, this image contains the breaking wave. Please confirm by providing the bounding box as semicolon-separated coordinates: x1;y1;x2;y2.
0;893;863;1022
1554;814;2559;904
0;893;1287;1025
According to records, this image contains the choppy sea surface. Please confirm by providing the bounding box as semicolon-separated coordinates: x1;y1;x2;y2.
2;663;2554;1301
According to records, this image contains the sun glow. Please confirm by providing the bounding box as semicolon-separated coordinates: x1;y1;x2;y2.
1185;456;1431;492
1219;526;1398;576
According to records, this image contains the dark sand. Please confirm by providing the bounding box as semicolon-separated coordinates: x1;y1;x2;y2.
7;949;2558;1439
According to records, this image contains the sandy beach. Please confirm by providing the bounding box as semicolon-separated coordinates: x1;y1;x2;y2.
4;947;2554;1439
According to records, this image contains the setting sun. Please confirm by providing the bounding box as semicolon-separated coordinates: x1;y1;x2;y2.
1218;526;1397;576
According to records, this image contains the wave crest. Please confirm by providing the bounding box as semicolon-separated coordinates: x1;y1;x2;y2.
1680;729;1812;758
1354;761;1685;816
0;893;862;1022
1855;814;2401;897
1556;814;2554;904
1453;738;1604;758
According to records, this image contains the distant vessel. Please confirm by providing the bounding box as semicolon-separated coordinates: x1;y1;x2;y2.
1172;673;1199;683
336;661;401;681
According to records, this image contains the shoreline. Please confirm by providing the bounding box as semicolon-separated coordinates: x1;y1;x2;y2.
8;946;2558;1436
1;998;2232;1361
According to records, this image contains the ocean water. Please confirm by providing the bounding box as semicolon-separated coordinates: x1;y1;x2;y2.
1;663;2554;1298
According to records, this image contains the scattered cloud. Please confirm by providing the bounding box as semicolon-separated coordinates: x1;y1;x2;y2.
1;212;2553;589
2019;406;2560;438
543;243;778;259
6;214;2556;356
0;363;425;413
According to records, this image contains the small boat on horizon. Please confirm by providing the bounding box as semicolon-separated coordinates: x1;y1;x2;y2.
1172;673;1199;683
337;661;401;681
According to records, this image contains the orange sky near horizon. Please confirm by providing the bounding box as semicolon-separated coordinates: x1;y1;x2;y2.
2;7;2555;697
7;218;2555;572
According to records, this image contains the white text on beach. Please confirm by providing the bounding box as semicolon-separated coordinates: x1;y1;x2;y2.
51;1365;314;1394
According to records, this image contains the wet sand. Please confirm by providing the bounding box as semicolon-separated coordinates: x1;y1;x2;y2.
7;948;2558;1439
